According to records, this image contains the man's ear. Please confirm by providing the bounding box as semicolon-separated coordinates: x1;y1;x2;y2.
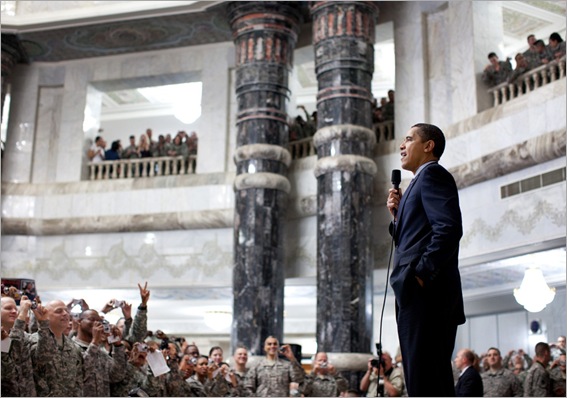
424;140;435;153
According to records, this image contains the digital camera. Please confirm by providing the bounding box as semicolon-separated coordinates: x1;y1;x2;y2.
102;320;111;334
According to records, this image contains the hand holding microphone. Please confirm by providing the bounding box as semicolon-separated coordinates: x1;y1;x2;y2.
387;169;401;218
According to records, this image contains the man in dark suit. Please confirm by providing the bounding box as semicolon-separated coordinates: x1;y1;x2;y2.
386;123;465;396
454;349;483;397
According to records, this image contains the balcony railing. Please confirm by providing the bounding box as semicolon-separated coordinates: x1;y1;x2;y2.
375;120;395;143
290;137;316;160
488;57;566;107
288;120;396;160
87;155;197;180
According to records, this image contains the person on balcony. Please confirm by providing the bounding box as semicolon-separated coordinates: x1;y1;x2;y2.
382;90;395;121
523;34;539;69
168;134;188;173
548;32;566;61
105;140;121;161
145;128;157;155
153;135;168;157
88;136;106;162
534;39;553;65
187;131;198;155
507;53;532;86
482;52;512;87
123;135;140;159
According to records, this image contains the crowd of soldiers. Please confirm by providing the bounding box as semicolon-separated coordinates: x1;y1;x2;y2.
1;282;355;397
1;281;565;397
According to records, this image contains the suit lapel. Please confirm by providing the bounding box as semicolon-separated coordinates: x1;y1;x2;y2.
396;175;418;228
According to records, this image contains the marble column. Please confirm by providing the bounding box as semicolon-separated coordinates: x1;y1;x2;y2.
1;34;28;119
228;1;301;355
310;0;378;382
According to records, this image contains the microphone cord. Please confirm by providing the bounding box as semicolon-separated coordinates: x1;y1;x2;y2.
376;216;396;379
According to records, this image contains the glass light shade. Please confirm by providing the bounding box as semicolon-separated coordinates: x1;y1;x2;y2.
204;310;232;331
513;267;556;312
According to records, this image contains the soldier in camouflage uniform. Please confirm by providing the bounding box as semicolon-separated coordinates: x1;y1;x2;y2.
73;309;128;396
549;353;566;397
303;352;348;397
187;355;217;396
181;355;236;397
29;299;84;396
244;336;305;397
524;342;552;397
232;346;250;396
1;296;38;397
165;353;203;397
482;52;513;87
481;347;522;397
110;342;167;397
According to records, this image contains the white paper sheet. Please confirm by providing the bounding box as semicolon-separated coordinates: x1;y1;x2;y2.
146;350;170;377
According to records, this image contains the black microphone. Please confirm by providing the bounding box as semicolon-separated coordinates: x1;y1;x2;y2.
391;169;401;190
391;169;401;217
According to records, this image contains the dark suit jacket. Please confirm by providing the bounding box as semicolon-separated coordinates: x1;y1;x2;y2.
455;366;484;397
389;161;465;324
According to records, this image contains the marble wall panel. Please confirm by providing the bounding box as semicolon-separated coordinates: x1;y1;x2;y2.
32;86;64;183
427;8;452;128
197;45;233;174
1;228;235;290
1;195;35;218
284;216;317;279
459;159;566;261
441;91;566;170
38;65;66;86
2;182;235;220
288;167;317;199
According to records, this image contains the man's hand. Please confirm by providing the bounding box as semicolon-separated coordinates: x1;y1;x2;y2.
18;297;32;321
121;302;132;319
32;304;49;322
280;344;296;362
101;299;116;314
138;282;150;306
91;322;104;345
1;327;9;340
179;355;194;379
327;363;337;375
387;188;401;218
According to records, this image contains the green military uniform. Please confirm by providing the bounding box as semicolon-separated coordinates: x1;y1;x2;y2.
244;358;305;397
303;372;348;397
73;337;127;396
481;367;522;397
1;318;37;397
29;319;84;396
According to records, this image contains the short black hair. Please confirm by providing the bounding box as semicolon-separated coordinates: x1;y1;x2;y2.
209;346;223;356
411;123;446;159
95;136;102;143
129;135;135;140
488;52;497;59
534;39;545;47
535;342;550;357
487;347;501;356
550;32;563;43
